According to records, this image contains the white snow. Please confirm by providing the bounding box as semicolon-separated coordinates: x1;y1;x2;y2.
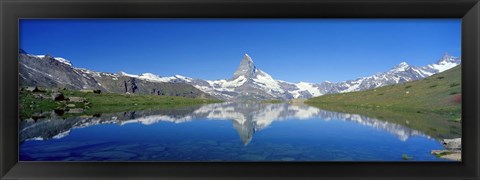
139;73;159;79
119;71;139;78
418;69;434;76
174;75;192;82
199;76;248;93
390;62;409;72
76;68;102;77
31;54;72;66
139;73;177;82
290;82;322;98
53;57;73;66
429;61;458;73
211;75;247;88
117;72;198;83
251;71;284;94
411;68;433;77
119;72;177;83
341;82;361;93
289;91;301;99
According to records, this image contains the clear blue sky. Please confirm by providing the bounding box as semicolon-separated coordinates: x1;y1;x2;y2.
20;19;461;83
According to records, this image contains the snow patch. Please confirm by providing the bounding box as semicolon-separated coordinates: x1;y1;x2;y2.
430;61;458;73
31;54;72;66
119;72;177;83
291;82;322;98
252;71;284;94
174;75;192;82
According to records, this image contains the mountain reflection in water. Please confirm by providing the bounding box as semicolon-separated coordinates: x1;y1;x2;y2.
20;102;430;145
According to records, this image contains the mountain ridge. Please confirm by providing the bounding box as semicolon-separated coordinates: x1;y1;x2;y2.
18;53;216;100
19;51;460;101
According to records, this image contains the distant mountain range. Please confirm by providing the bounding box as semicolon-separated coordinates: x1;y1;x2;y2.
19;52;215;99
19;49;460;101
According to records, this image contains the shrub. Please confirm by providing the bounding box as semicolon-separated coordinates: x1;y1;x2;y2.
450;83;460;87
405;85;412;89
402;154;412;160
450;91;459;95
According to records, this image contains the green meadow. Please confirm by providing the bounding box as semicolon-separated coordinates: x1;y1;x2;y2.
306;65;461;139
19;89;221;120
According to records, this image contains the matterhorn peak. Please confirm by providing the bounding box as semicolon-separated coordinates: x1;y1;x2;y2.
233;54;257;79
243;53;253;63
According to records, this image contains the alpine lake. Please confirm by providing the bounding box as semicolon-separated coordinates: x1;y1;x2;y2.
19;102;457;161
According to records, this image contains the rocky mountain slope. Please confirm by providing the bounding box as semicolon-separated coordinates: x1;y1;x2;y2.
19;49;460;101
19;51;215;99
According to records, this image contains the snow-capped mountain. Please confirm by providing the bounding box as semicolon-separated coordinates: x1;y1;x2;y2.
115;54;295;101
318;53;461;94
18;51;215;99
19;49;461;101
198;54;292;101
143;53;460;100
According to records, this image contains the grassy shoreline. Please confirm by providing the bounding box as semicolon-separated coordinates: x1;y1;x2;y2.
304;102;461;139
20;89;221;120
260;100;285;104
305;65;462;139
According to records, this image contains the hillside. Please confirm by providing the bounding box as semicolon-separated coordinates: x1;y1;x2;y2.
19;53;217;100
19;89;221;120
306;65;461;139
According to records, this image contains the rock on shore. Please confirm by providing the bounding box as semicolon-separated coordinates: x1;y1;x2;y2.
431;138;461;161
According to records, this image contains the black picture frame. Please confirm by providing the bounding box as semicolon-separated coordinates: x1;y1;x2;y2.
1;0;479;179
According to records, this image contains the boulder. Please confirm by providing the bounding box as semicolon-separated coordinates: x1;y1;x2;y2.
26;86;41;92
443;138;461;150
69;97;85;102
67;108;84;114
80;90;94;93
51;92;65;101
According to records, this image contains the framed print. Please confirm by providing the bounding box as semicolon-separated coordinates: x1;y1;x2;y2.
1;0;479;179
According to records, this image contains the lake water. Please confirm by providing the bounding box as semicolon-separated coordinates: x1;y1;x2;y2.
19;102;448;161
